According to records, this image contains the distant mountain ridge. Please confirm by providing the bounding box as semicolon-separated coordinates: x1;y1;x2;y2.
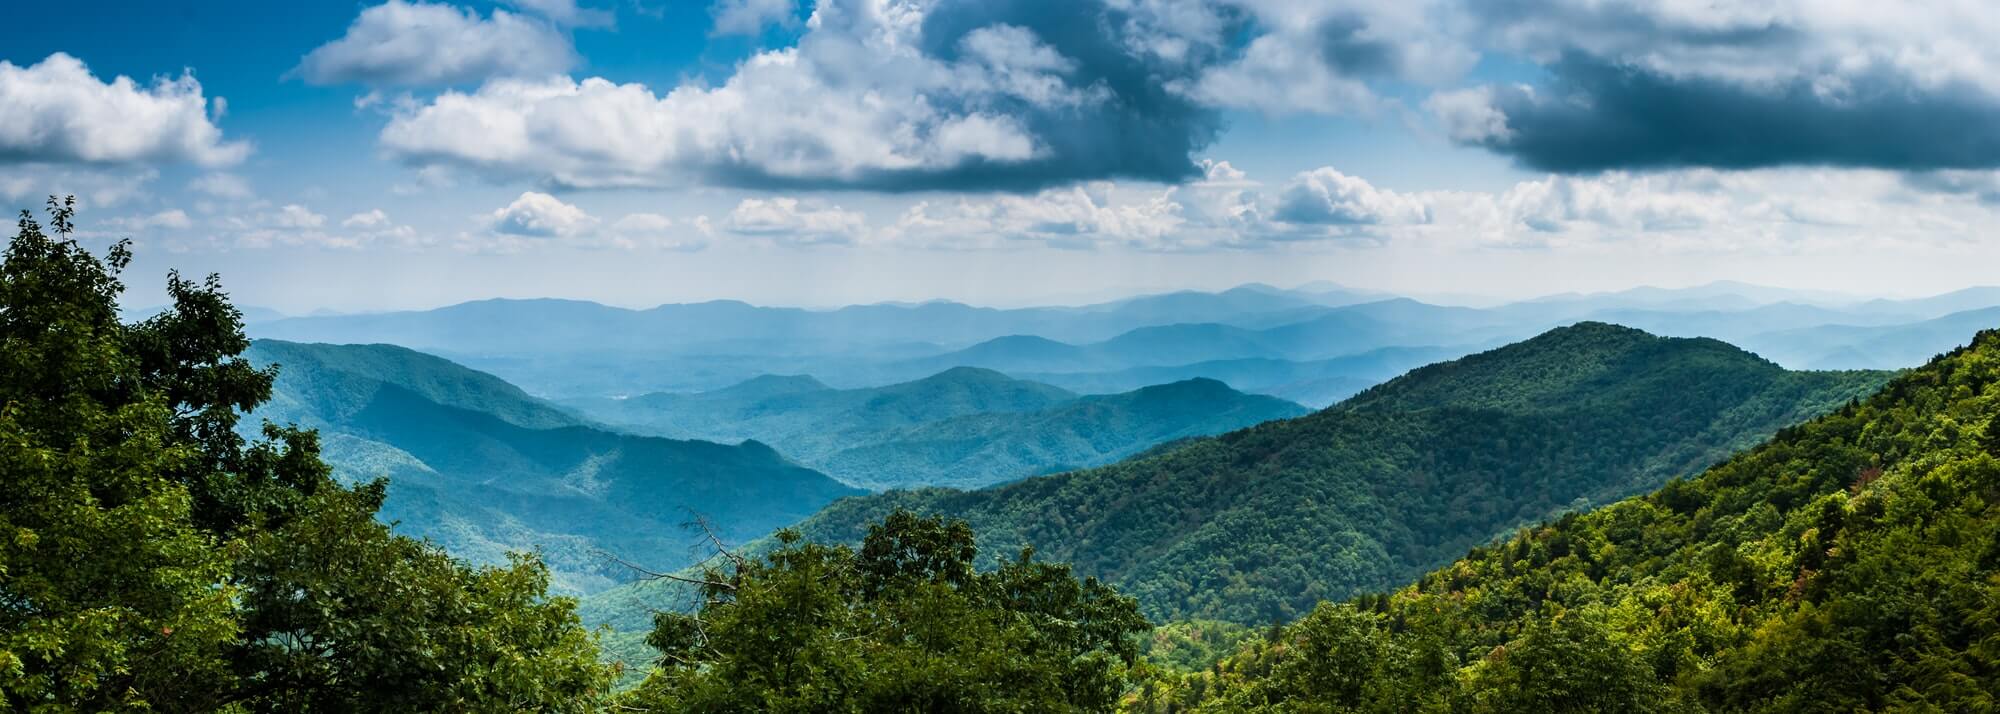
244;340;863;595
566;367;1308;490
611;324;1894;627
245;283;2000;400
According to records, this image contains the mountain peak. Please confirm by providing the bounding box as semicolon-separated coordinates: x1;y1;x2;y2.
1338;321;1793;415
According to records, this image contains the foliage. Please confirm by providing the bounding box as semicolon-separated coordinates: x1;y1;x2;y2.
621;511;1151;712
1147;327;2000;711
0;199;610;711
709;324;1890;625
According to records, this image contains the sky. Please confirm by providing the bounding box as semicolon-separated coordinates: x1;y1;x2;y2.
4;0;2000;312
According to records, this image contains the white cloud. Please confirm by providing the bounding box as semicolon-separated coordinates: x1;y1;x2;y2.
295;1;576;87
488;191;598;237
606;212;708;251
342;209;392;228
1173;0;1475;115
189;172;254;200
107;209;193;231
1425;86;1512;143
887;184;1195;250
0;53;248;167
377;1;1199;190
710;0;795;36
0;165;157;208
724;198;866;245
502;0;613;27
1273;168;1432;226
273;204;328;229
217;202;421;251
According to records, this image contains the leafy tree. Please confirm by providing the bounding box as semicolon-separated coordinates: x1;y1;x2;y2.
624;510;1150;712
0;198;610;711
1149;327;2000;711
0;198;242;710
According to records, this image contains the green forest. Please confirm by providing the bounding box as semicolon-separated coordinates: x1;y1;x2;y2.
8;201;2000;711
615;323;1888;628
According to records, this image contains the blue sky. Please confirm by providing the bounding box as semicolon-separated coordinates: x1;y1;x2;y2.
5;0;2000;312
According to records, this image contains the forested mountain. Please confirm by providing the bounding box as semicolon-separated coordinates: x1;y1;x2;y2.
622;324;1890;627
812;379;1308;489
566;368;1305;489
1018;346;1468;408
244;340;864;594
1143;328;2000;712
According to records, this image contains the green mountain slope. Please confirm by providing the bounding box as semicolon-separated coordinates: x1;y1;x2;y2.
813;378;1309;489
567;367;1304;490
244;340;864;594
1151;328;2000;712
696;324;1890;625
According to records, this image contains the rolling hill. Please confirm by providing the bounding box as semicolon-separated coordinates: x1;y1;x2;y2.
243;340;864;594
566;368;1307;490
606;324;1891;627
1150;327;2000;711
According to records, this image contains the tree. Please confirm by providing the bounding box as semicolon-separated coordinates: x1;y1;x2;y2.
624;510;1150;713
0;198;611;711
0;198;241;710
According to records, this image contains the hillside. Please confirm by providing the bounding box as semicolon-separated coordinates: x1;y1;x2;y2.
1020;346;1473;407
1147;328;2000;711
567;368;1305;490
813;379;1309;489
640;324;1892;626
244;341;864;594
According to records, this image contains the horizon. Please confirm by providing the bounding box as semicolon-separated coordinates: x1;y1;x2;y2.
10;1;2000;313
119;277;1993;317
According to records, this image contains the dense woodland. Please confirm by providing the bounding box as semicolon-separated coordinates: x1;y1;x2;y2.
1133;327;2000;711
0;201;610;709
651;324;1888;627
8;201;2000;711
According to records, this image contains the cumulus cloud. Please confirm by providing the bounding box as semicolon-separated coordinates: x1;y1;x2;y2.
1432;1;2000;172
272;204;328;229
488;191;598;237
379;0;1227;191
1273;168;1430;225
217;202;421;251
710;0;796;36
295;1;576;87
1176;1;1475;114
0;53;247;167
724;198;867;245
342;209;392;228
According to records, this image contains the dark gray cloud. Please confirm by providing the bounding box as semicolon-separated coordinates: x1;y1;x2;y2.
1456;53;2000;173
382;0;1242;193
1313;14;1399;76
861;0;1235;192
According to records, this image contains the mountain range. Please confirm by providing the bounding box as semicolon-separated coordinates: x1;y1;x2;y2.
245;283;2000;404
243;340;865;594
564;367;1308;489
1152;327;2000;711
580;323;1894;630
